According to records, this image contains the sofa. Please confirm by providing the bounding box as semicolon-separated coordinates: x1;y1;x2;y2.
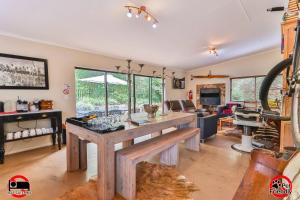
165;100;218;142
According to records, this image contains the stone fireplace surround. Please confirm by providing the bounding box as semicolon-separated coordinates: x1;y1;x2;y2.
196;83;226;111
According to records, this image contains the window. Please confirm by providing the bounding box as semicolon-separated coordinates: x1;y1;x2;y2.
151;77;162;106
75;68;106;117
133;75;162;113
231;77;255;102
75;68;162;117
134;75;150;112
230;75;282;103
107;72;128;116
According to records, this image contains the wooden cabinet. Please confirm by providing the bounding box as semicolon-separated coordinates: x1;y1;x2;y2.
280;18;297;151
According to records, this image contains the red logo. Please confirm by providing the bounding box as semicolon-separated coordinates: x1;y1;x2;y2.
7;175;31;198
269;175;292;198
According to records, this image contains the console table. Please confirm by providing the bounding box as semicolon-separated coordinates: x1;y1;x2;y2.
0;110;62;164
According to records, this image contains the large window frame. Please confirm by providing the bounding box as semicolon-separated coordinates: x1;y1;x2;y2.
230;75;283;103
75;67;162;116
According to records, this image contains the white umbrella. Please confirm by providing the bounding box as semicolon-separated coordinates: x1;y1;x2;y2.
79;74;127;85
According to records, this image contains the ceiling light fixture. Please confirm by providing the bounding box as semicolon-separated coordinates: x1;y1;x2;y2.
146;15;152;21
209;47;218;56
125;5;159;28
126;8;133;18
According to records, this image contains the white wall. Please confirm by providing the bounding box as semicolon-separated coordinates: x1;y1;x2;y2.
185;48;283;106
0;35;186;154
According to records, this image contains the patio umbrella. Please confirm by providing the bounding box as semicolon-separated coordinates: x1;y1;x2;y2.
79;74;127;85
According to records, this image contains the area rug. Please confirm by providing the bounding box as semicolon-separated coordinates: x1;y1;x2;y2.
218;127;242;138
58;162;198;200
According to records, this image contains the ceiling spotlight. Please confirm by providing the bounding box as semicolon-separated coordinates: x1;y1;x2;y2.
209;47;218;57
152;22;157;29
124;5;159;28
127;8;132;18
146;15;152;21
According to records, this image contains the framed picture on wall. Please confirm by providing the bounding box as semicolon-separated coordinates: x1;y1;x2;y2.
173;77;185;89
0;53;49;89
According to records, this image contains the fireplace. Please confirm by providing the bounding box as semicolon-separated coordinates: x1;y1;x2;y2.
196;83;226;109
200;88;221;106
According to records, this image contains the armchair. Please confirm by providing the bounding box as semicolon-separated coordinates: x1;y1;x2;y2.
181;100;218;142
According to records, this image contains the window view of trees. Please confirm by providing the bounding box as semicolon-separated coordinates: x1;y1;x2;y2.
151;78;162;105
231;77;255;102
231;75;282;106
107;72;128;115
134;75;162;113
75;69;106;117
75;68;162;116
134;76;150;112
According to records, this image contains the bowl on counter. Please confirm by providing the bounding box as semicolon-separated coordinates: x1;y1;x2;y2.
144;104;159;118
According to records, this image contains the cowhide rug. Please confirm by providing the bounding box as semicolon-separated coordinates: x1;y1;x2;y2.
58;162;198;200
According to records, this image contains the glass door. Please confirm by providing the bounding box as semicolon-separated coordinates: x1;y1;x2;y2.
75;68;106;117
151;77;162;106
134;75;150;113
107;72;128;116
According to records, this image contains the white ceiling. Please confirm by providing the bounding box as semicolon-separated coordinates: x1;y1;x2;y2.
0;0;285;69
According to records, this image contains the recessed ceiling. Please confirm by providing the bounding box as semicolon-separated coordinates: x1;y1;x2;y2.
0;0;285;69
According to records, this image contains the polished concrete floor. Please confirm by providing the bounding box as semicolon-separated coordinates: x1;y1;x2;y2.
0;134;250;200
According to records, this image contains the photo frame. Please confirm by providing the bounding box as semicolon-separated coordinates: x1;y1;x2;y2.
173;77;185;89
0;53;49;89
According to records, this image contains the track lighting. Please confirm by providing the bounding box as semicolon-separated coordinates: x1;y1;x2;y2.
209;47;219;57
152;22;157;29
127;8;132;18
146;15;152;21
124;5;159;28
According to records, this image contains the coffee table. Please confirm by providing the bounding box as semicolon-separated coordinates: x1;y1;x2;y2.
219;117;233;130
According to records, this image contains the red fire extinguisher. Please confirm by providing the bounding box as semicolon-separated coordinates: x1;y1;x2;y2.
188;90;193;100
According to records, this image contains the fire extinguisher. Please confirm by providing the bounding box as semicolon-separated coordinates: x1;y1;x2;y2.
188;90;193;100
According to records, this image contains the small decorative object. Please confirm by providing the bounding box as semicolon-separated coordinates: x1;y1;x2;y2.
144;104;159;118
22;130;29;138
16;97;29;112
41;128;47;134
6;132;13;140
0;53;49;89
124;5;159;28
63;84;71;99
14;131;22;139
4;100;14;112
29;100;40;112
39;100;53;110
29;129;36;136
36;128;42;135
191;70;229;80
173;77;185;89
